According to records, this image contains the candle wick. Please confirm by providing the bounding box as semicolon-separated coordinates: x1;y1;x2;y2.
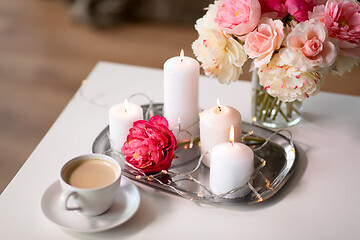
218;106;222;112
124;108;127;113
180;59;183;63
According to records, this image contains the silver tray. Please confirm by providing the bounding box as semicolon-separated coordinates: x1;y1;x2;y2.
92;104;298;204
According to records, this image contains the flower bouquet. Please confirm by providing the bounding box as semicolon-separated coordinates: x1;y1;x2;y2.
192;0;360;127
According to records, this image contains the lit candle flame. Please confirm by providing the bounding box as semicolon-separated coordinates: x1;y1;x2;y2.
124;98;128;113
229;124;235;144
217;98;222;112
180;49;184;62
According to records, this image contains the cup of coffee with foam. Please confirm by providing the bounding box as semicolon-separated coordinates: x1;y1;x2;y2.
59;154;121;216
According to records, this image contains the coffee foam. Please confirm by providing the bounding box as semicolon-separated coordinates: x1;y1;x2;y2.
62;159;118;189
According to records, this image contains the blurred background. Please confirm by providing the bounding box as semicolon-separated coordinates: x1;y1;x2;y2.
0;0;359;193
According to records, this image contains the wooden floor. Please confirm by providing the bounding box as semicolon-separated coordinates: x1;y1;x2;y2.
0;0;359;193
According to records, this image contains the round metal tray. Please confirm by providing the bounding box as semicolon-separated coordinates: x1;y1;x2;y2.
92;104;298;204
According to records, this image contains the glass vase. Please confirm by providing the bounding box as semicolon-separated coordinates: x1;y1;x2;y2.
251;70;302;128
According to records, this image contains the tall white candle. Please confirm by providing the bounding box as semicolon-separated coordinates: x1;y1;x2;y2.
109;99;143;152
200;99;242;167
210;126;254;199
164;49;199;142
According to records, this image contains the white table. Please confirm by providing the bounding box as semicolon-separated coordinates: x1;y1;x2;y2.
1;62;360;239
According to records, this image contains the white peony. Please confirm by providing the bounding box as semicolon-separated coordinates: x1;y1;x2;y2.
258;50;323;102
192;1;247;84
192;29;247;84
216;37;247;84
195;1;221;34
192;28;227;77
332;54;359;76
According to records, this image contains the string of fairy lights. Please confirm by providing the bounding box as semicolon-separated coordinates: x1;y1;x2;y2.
79;79;295;202
109;129;294;202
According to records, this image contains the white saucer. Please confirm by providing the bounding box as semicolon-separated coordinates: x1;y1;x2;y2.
41;177;140;233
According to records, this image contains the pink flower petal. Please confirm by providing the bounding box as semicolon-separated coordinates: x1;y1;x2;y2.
216;0;261;35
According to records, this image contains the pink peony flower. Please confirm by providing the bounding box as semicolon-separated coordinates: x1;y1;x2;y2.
259;0;287;18
285;19;337;71
244;17;284;68
121;115;177;173
310;0;360;59
285;0;320;22
215;0;261;36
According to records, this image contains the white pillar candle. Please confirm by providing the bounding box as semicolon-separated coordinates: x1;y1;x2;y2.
108;99;143;152
164;49;199;142
200;99;242;167
210;126;254;199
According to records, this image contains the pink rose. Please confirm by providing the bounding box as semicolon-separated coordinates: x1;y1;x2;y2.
244;17;284;68
215;0;261;36
286;19;337;71
259;0;287;18
310;0;360;59
285;0;320;22
121;115;177;173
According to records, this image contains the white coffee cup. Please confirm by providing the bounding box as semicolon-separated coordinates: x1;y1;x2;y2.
59;154;121;216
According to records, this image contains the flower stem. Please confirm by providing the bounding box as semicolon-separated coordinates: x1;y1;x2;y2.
293;105;301;116
259;93;269;120
279;108;290;122
256;92;264;105
272;101;282;120
253;88;259;117
266;97;277;118
286;102;293;119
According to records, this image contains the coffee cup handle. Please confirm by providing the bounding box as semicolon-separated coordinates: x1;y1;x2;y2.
59;191;82;211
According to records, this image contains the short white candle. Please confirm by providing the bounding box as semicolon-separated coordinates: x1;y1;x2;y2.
200;99;242;167
108;99;143;152
164;49;199;142
210;126;254;199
